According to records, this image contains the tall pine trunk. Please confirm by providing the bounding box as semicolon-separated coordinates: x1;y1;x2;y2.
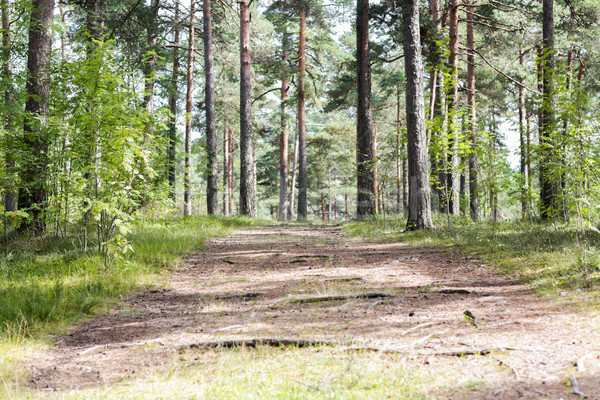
540;0;558;219
297;9;307;220
168;0;180;203
228;128;234;215
466;0;478;221
396;87;402;214
518;47;529;219
429;0;445;213
403;0;433;230
446;0;460;215
288;128;299;220
356;0;375;218
239;0;254;216
144;0;159;115
223;123;230;216
204;0;218;214
2;0;15;213
278;30;289;220
183;0;195;217
18;0;55;235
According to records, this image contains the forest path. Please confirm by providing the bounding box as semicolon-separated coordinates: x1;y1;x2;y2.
29;224;600;399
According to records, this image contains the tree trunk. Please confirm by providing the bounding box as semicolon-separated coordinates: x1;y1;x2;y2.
345;192;349;217
204;0;218;214
403;0;433;230
288;127;299;220
429;0;444;213
372;124;379;214
356;0;375;218
145;2;157;90
2;0;15;212
223;123;230;216
144;0;159;114
328;170;332;222
228;128;234;215
396;87;402;214
321;193;325;222
297;8;308;220
446;0;460;216
18;0;55;235
278;30;289;220
540;0;557;220
518;47;529;219
466;0;478;221
183;0;195;217
239;0;254;216
403;141;408;213
168;0;180;203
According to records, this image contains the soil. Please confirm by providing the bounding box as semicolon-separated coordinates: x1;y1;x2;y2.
28;224;600;399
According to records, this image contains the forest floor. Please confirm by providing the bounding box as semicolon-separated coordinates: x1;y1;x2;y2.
24;224;600;399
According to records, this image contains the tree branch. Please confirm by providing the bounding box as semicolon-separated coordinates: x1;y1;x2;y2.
459;45;540;95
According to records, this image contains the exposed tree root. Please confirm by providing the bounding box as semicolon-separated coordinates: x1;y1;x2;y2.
494;358;521;381
438;289;472;295
433;347;516;357
464;309;480;329
570;373;586;397
304;277;364;284
288;293;394;304
182;338;341;350
215;292;265;300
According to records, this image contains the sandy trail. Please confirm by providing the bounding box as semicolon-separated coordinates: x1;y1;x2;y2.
29;224;600;399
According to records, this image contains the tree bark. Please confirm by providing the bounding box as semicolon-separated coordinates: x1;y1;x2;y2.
278;29;289;221
356;0;375;218
373;125;379;214
446;0;460;215
18;0;55;235
204;0;218;214
297;8;308;220
396;87;402;214
403;0;433;230
143;0;159;115
288;127;299;220
321;192;325;222
168;0;180;203
223;123;229;216
228;128;234;215
183;0;195;217
403;141;408;213
2;0;15;213
518;47;529;219
540;0;557;220
466;0;478;221
429;0;444;213
239;0;254;216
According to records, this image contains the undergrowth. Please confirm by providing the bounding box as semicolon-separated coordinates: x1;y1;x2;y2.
0;216;257;394
345;215;600;296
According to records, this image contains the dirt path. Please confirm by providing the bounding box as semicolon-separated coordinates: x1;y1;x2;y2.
29;224;600;399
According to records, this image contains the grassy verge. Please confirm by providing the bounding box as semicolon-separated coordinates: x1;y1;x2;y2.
345;216;600;296
0;216;257;393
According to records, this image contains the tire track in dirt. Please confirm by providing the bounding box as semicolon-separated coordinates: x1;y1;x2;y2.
28;224;600;399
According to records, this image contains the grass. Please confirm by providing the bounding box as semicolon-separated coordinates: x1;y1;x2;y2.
41;347;436;400
0;216;258;396
345;215;600;296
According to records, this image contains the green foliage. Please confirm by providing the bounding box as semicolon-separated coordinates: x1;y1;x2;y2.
0;216;255;340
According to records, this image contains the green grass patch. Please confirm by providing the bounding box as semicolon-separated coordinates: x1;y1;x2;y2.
345;216;600;296
0;216;258;340
0;215;258;395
